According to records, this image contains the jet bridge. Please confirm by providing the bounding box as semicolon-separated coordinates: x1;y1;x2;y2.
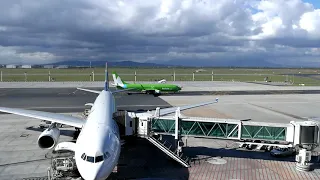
151;117;289;142
83;106;320;171
129;107;320;171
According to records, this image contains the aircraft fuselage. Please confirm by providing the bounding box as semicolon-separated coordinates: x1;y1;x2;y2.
75;90;120;180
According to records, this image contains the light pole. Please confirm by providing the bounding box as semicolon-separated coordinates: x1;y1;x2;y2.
212;70;214;81
134;71;137;82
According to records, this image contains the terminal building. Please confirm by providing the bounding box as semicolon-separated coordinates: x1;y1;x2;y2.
6;64;17;68
21;65;32;68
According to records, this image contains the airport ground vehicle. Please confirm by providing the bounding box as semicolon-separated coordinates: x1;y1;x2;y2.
270;147;296;157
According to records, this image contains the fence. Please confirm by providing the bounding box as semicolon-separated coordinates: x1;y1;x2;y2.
0;70;305;85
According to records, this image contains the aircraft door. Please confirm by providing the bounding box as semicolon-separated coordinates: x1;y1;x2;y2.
125;112;133;136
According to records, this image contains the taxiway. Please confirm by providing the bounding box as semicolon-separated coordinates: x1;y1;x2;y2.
0;88;172;113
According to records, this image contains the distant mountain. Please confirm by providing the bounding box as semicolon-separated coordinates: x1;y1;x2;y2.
162;59;284;68
46;60;171;67
44;59;311;68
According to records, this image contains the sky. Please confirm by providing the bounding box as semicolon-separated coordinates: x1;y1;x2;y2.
304;0;320;8
0;0;320;67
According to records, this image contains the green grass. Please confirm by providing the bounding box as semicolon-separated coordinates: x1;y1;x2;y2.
1;67;320;86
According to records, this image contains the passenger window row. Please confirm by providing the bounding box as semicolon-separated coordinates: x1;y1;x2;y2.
81;151;111;163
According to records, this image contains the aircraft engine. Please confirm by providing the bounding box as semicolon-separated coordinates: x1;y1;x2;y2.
37;127;60;149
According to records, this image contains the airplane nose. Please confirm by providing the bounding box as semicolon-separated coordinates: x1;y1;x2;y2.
82;164;106;180
92;166;106;180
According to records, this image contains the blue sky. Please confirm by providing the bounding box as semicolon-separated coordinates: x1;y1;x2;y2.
304;0;320;8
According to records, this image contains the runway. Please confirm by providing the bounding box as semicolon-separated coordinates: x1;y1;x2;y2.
164;90;320;96
2;87;320;114
0;88;172;113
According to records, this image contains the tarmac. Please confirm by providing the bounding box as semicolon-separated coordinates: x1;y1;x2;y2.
0;88;172;113
1;81;320;91
0;114;78;180
159;94;320;123
1;113;320;180
1;81;320;179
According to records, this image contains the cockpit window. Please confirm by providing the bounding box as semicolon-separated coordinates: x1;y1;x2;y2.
81;152;110;163
95;155;103;163
87;156;94;163
81;153;86;160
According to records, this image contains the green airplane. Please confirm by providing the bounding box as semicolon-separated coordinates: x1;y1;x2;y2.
111;71;182;96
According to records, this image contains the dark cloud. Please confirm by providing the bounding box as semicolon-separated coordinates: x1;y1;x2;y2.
0;0;319;66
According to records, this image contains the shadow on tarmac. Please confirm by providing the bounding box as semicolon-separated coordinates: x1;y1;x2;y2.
107;138;189;180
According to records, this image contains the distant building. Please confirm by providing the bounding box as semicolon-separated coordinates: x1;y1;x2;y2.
44;65;54;69
195;69;206;73
6;65;17;68
56;65;69;69
21;65;32;69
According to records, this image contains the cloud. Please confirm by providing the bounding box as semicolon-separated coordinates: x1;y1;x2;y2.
0;46;56;64
0;0;319;66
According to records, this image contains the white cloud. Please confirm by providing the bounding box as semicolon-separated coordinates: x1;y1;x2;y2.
0;0;319;66
0;46;56;64
300;9;320;37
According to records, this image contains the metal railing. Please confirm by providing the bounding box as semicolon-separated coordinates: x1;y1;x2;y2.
0;70;302;84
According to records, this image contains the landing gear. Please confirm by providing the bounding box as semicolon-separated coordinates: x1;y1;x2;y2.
145;90;160;97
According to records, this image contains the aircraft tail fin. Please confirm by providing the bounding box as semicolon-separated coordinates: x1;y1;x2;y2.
105;62;109;91
112;71;128;87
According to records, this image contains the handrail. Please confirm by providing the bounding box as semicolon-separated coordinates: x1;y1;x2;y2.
146;136;190;167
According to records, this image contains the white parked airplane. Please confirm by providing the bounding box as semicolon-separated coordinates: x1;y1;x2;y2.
0;63;219;180
157;79;166;83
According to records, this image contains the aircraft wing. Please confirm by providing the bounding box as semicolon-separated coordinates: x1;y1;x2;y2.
112;88;136;93
77;87;135;94
157;98;219;116
0;107;84;128
77;87;101;94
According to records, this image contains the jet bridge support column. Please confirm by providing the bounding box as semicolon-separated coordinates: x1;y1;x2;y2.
238;121;242;139
291;121;320;172
175;107;183;155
